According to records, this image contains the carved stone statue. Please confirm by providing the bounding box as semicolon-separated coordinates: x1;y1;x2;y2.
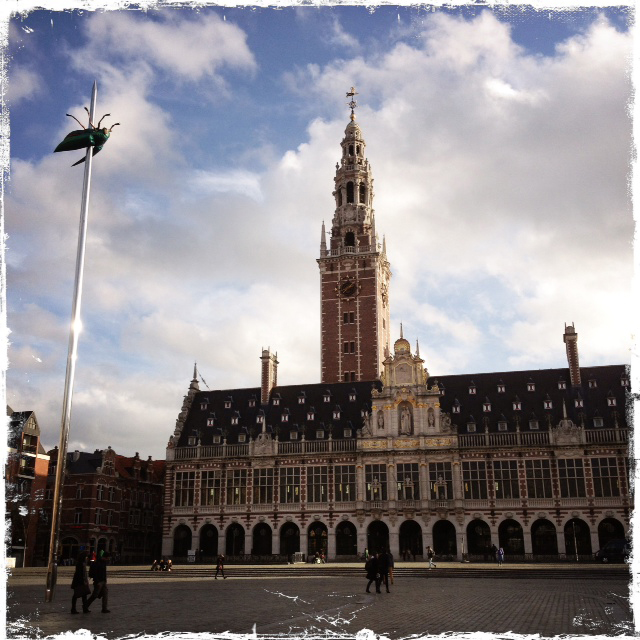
428;409;435;429
400;406;412;435
377;411;385;430
362;413;373;436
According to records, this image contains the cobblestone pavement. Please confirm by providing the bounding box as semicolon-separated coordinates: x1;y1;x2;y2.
7;565;634;639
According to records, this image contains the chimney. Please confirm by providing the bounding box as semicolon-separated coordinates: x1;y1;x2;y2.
260;348;278;405
563;323;581;387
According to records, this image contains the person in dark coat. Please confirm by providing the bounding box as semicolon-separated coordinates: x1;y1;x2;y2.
377;551;390;593
215;554;227;579
364;554;380;593
70;549;90;614
86;551;110;613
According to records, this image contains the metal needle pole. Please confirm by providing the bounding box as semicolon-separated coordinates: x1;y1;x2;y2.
45;81;97;602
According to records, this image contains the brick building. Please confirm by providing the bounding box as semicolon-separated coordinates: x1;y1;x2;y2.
40;447;165;564
5;409;50;567
162;98;630;563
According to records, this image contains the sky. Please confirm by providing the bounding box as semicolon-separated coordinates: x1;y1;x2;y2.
2;3;635;461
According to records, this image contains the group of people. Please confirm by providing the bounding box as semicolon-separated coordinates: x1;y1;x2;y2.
364;549;395;593
150;558;173;571
70;547;110;614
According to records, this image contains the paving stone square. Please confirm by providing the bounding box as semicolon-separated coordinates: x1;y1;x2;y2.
7;566;634;639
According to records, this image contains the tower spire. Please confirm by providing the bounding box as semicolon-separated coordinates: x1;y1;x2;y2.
346;86;358;121
320;221;327;253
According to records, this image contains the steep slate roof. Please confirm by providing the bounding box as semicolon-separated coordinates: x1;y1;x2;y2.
178;380;382;447
432;364;629;433
179;364;628;446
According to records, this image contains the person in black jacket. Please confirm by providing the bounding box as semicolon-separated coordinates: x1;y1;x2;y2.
377;551;390;593
70;549;90;614
364;554;380;593
86;551;110;613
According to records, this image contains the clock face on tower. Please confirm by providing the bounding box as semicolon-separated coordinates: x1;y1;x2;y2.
336;276;361;299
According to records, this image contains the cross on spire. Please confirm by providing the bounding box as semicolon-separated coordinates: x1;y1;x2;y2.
346;86;358;120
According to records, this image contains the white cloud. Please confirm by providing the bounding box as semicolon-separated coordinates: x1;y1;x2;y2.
6;66;42;104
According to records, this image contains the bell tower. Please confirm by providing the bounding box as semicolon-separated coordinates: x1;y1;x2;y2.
317;88;391;383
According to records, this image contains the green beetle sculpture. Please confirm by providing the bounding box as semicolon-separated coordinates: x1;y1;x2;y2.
54;108;120;166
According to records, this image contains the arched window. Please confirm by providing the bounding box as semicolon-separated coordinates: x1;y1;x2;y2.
337;190;342;206
359;183;366;203
356;145;361;155
346;182;354;203
348;144;354;156
345;232;355;247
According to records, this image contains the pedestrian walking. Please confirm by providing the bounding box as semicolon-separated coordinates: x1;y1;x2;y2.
377;551;390;593
364;547;369;561
85;550;110;613
388;549;395;585
215;554;227;579
491;544;498;563
427;546;436;569
364;554;380;593
70;548;91;614
497;547;505;566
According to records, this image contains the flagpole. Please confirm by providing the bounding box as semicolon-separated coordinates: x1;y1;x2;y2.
45;81;97;602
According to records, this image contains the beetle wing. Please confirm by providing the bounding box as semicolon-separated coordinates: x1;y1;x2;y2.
70;145;104;167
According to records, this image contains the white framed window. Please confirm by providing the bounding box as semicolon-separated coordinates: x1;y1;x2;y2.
498;421;508;431
333;411;341;420
621;377;630;388
257;415;264;424
452;404;460;414
213;435;221;444
249;399;255;408
238;434;247;443
290;431;298;440
349;392;356;402
469;385;476;395
316;430;325;439
231;416;239;425
513;401;522;411
558;380;567;390
529;419;539;430
497;384;505;393
467;422;476;433
273;398;280;406
544;400;553;410
224;401;231;409
527;382;535;392
76;485;84;499
298;396;305;405
324;394;331;403
589;379;597;389
343;428;352;438
200;402;208;410
281;413;289;422
575;398;584;408
607;397;617;407
307;412;315;421
96;485;104;501
593;417;604;427
207;418;214;427
483;402;491;412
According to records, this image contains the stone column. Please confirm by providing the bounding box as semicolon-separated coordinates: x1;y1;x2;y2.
244;525;252;555
590;530;600;555
161;536;173;557
556;529;567;556
523;526;533;554
358;521;367;556
327;526;336;560
389;526;399;557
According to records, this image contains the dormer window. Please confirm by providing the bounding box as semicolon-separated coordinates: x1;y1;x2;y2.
467;421;477;433
543;397;553;410
621;376;630;388
498;420;508;432
213;435;221;444
249;399;256;408
343;428;352;438
483;400;491;413
224;399;232;409
575;398;584;408
316;430;325;439
307;412;315;421
497;382;505;393
529;419;539;430
593;416;604;428
469;382;476;395
333;410;341;420
452;403;461;414
439;383;446;396
256;415;264;424
200;401;208;410
281;413;289;422
238;434;246;443
290;430;298;440
231;416;239;426
188;436;196;446
349;390;357;402
558;380;567;390
589;379;597;389
273;398;280;406
324;394;331;403
207;418;214;427
607;393;616;407
527;380;535;392
298;395;306;405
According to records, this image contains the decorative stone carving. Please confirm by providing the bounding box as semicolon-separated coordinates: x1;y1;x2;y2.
362;413;373;436
254;432;275;456
551;418;584;446
377;410;385;430
399;404;413;435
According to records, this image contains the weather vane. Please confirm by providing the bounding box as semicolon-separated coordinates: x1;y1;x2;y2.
54;108;119;166
346;86;358;120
